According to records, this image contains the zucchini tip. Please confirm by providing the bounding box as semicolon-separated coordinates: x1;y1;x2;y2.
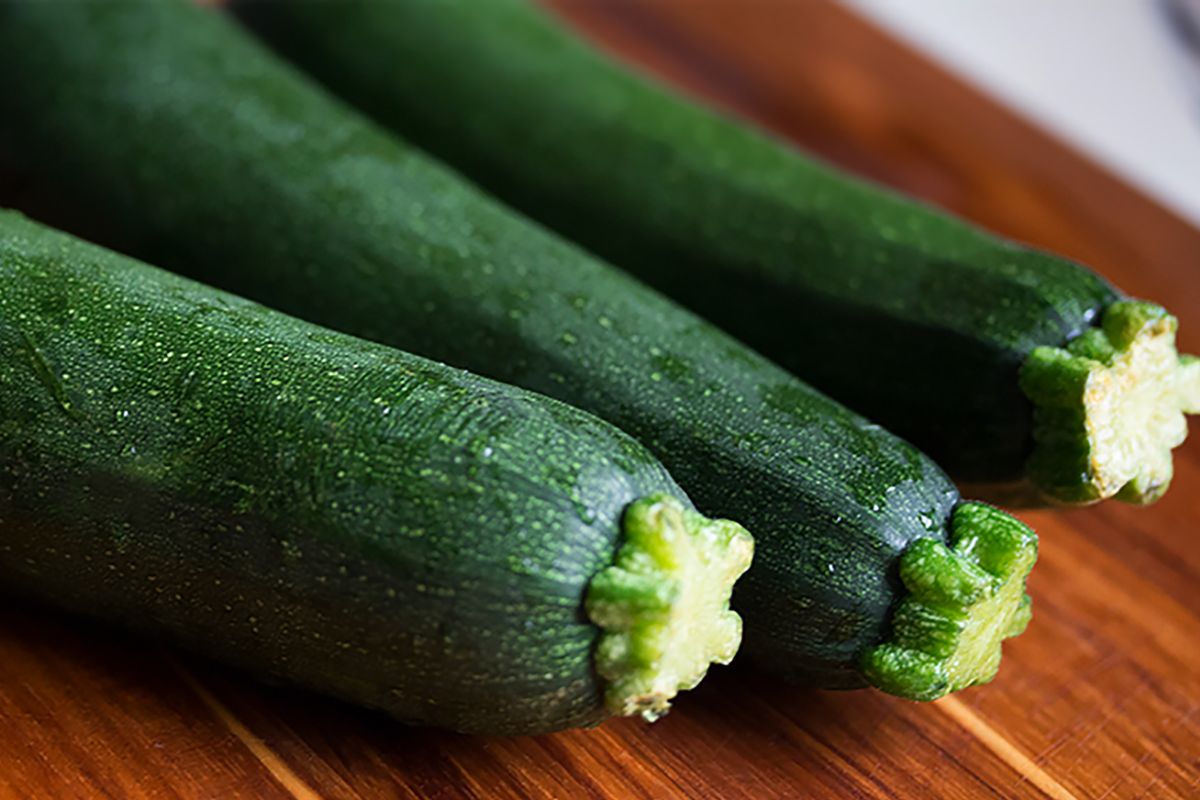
585;494;753;721
1020;300;1200;505
859;502;1037;701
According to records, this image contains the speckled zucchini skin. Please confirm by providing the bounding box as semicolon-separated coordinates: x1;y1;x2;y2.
0;0;961;688
235;0;1122;483
0;210;692;735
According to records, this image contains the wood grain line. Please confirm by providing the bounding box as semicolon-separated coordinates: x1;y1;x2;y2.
936;696;1078;800
166;657;325;800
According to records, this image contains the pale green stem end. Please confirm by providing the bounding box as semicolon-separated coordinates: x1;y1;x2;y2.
586;493;753;721
861;502;1037;701
1020;300;1200;505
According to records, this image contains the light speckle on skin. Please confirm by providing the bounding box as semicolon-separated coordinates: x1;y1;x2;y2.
0;206;695;733
0;0;1032;721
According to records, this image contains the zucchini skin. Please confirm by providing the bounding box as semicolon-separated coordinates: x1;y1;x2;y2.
0;0;961;688
0;211;687;736
236;0;1121;483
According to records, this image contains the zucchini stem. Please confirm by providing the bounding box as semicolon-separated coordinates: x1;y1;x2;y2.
585;494;753;721
860;503;1037;701
1020;300;1200;505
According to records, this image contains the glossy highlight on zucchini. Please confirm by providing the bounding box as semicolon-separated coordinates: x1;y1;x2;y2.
237;0;1200;506
0;210;753;735
0;0;1037;699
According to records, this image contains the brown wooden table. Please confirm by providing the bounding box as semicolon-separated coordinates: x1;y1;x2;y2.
2;2;1198;797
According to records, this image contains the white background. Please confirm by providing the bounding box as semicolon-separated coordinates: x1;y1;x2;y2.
841;0;1200;228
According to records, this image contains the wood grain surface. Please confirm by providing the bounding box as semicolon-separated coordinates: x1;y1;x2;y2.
2;1;1198;797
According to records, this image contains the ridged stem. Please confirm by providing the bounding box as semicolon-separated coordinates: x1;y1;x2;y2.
861;503;1037;701
1020;300;1200;505
585;494;753;720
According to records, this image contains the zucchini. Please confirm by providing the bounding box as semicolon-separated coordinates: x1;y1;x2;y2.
0;0;1037;699
237;0;1200;506
0;210;755;735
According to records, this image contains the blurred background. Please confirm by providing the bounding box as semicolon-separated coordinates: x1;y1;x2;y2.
847;0;1200;227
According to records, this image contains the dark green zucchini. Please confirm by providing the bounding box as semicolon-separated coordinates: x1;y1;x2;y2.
0;0;1037;699
236;0;1200;506
0;209;755;735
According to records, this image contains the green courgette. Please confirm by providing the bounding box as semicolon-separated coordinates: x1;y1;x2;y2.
237;0;1200;506
0;210;755;735
0;0;1038;699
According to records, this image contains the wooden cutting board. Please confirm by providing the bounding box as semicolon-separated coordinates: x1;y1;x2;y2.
1;2;1197;797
